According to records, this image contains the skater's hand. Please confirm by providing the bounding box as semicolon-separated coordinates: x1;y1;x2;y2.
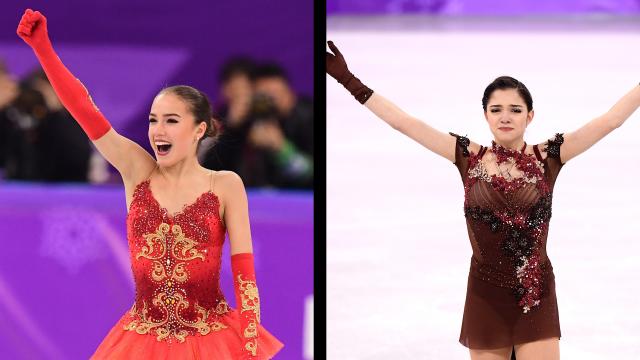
16;9;50;49
326;41;352;83
326;40;373;104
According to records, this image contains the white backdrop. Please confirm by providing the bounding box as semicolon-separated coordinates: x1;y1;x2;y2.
327;17;640;359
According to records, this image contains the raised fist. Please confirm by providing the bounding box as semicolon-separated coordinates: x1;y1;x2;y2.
16;9;49;49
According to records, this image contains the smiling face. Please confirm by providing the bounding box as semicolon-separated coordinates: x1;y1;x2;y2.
148;92;206;167
484;88;534;147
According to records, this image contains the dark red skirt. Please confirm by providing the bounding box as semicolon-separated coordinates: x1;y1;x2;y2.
459;273;561;349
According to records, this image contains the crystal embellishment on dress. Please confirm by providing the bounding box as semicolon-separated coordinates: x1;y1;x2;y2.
454;135;559;313
122;180;231;343
449;132;471;157
123;220;230;342
544;133;564;159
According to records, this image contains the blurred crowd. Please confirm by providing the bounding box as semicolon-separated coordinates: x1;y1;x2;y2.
0;57;313;190
0;60;99;183
200;58;313;189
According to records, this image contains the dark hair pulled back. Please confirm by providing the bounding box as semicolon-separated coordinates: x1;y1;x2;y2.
158;85;219;148
482;76;533;112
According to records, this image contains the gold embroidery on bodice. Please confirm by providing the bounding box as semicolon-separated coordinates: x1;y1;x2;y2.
124;222;229;342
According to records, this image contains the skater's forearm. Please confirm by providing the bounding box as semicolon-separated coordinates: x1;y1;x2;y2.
232;253;261;359
602;84;640;129
365;92;456;162
18;9;111;140
559;84;640;163
31;41;111;140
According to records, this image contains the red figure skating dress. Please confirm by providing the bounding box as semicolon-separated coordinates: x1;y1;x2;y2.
450;132;564;349
91;179;284;359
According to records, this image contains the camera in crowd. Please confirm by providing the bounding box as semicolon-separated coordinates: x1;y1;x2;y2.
248;92;280;124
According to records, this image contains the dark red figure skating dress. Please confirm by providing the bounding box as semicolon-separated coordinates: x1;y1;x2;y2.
91;180;284;359
450;132;564;349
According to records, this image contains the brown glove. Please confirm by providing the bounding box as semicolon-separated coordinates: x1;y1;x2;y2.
326;41;373;104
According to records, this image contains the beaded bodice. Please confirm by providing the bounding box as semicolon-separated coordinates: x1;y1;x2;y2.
123;180;230;342
450;132;564;313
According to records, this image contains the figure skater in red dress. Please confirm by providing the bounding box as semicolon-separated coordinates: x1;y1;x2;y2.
17;9;284;359
327;40;640;360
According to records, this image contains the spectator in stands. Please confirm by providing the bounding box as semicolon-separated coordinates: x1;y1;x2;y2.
200;56;255;173
201;59;313;189
2;67;92;182
246;63;313;189
0;59;19;174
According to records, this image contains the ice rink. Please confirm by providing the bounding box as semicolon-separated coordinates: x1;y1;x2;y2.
327;16;640;359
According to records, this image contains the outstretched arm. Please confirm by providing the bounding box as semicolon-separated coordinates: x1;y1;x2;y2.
17;9;111;140
326;41;462;162
220;171;260;359
560;85;640;163
16;9;155;184
364;93;459;162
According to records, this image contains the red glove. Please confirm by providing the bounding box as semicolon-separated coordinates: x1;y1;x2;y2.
326;40;374;104
232;253;261;359
17;9;111;140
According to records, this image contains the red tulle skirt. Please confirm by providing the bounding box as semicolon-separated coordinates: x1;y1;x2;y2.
91;309;284;359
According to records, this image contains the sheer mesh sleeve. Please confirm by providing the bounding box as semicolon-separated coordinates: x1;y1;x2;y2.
543;133;565;190
449;132;471;180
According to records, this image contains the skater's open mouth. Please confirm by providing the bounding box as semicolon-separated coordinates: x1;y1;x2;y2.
155;141;172;155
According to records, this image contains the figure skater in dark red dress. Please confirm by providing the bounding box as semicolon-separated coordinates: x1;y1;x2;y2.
17;9;284;359
327;40;640;360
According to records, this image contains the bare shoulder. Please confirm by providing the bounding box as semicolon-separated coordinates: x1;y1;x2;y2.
215;170;247;200
125;161;157;188
93;128;157;187
216;170;245;187
123;161;157;212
